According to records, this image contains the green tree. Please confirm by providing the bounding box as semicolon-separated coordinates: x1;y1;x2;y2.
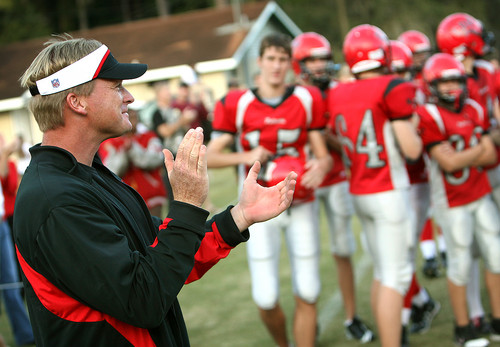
0;0;50;44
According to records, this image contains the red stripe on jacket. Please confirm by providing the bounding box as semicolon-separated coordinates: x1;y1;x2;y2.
16;246;156;347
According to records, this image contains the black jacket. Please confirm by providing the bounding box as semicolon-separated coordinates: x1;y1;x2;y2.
14;145;248;346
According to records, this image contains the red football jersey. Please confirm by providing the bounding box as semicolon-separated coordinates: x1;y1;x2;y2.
99;131;167;208
327;75;416;194
417;100;491;208
213;85;326;202
467;60;500;170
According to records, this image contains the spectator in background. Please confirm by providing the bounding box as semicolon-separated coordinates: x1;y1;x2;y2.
227;78;240;91
14;134;31;179
171;81;217;213
0;135;23;283
0;134;35;346
99;108;167;218
173;82;212;143
152;81;197;157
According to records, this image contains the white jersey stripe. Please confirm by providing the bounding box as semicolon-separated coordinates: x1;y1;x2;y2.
425;104;446;135
423;104;450;208
235;90;256;132
465;98;485;124
383;120;409;190
293;86;313;127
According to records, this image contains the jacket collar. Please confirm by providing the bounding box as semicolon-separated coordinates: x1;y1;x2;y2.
29;144;107;183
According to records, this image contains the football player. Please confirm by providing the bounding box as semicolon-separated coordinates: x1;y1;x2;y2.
417;52;500;346
389;39;441;340
437;12;500;334
206;33;332;347
291;32;375;344
328;24;422;347
397;30;449;279
398;30;433;81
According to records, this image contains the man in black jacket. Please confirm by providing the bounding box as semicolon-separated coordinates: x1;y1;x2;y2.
15;36;296;346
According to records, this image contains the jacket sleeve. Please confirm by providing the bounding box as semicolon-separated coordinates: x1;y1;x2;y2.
184;205;249;284
27;201;209;329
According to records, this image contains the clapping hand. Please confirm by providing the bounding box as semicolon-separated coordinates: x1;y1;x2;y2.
230;161;297;231
163;127;208;207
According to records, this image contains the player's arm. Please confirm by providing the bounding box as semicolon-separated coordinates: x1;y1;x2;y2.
428;140;485;173
325;127;343;152
302;129;332;189
156;110;194;139
488;98;500;146
391;115;422;161
471;134;497;167
386;79;423;161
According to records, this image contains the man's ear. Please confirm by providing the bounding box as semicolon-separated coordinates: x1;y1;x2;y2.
66;93;87;116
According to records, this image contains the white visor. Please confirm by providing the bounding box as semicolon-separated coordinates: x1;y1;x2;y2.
30;44;147;96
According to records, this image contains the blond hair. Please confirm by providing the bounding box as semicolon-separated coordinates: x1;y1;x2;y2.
20;35;101;132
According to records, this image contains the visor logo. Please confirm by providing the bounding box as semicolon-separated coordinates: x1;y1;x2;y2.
51;79;60;89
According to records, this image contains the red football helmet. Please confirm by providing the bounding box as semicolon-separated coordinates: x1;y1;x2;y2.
436;13;494;59
291;32;336;90
258;155;314;203
397;30;431;54
422;53;467;109
389;40;413;73
343;24;390;74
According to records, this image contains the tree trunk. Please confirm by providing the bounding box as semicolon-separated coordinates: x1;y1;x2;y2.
76;0;88;30
156;0;169;17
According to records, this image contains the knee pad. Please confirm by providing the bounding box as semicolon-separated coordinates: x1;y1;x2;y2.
447;251;472;286
251;271;279;309
294;276;320;304
247;256;280;310
252;286;279;310
380;261;413;295
329;217;356;257
291;256;321;304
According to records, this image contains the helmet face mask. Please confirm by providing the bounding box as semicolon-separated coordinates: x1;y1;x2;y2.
423;53;468;111
299;58;337;90
292;32;336;89
430;78;467;106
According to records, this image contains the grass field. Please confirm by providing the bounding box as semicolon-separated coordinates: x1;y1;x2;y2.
0;166;492;346
180;167;492;347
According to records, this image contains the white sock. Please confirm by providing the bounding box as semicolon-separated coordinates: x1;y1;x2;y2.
437;234;446;253
467;259;485;319
412;287;430;307
420;240;437;259
402;307;411;326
